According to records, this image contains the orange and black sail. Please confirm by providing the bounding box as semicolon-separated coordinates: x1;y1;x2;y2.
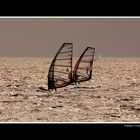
48;43;73;90
73;47;95;83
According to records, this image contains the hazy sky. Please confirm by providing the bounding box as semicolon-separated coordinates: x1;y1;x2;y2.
0;18;140;57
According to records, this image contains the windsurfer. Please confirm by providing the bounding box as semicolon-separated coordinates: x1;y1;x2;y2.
86;65;92;79
48;78;57;91
73;72;80;84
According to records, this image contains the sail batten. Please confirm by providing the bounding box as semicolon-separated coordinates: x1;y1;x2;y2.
56;58;71;60
58;50;72;54
55;65;71;67
54;70;69;74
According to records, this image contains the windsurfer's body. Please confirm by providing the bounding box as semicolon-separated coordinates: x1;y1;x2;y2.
68;70;80;84
86;66;92;80
72;71;80;84
48;78;57;91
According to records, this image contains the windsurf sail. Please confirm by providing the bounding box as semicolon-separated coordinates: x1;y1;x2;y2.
48;43;73;90
73;47;95;83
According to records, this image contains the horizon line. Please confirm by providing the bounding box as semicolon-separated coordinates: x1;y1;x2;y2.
0;16;140;19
